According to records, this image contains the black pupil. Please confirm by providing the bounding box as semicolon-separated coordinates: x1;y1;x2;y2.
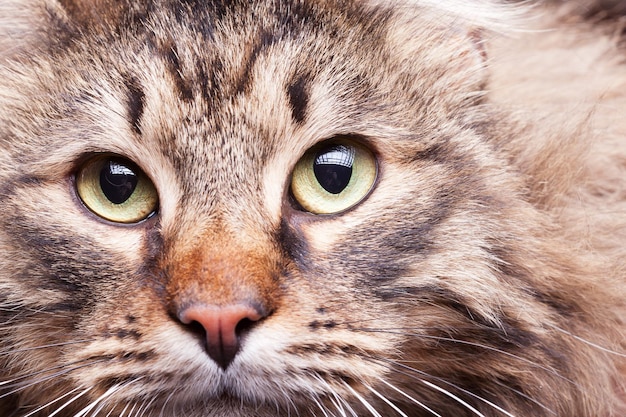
313;145;355;194
100;159;139;204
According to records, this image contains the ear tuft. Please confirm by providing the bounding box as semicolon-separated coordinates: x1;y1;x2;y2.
55;0;133;27
380;4;496;96
366;0;527;32
0;0;49;60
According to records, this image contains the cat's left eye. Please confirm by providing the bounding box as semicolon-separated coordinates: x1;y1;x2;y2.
75;156;158;223
290;138;377;214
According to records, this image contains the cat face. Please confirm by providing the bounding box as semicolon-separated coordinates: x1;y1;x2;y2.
0;1;624;416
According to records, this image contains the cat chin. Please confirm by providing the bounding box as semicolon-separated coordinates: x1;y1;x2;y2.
161;399;312;417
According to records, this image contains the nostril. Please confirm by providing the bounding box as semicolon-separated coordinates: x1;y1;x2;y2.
185;319;207;342
178;304;265;369
235;317;256;336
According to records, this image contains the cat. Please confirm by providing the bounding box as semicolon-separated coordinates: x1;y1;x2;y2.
0;0;624;416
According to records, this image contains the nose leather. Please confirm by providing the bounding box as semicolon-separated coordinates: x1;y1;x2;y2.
179;304;263;369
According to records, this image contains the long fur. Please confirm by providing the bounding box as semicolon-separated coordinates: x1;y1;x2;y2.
0;1;624;416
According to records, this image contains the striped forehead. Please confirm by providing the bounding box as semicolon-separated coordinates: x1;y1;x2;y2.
130;2;388;221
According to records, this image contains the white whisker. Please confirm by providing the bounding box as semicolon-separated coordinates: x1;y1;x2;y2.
135;392;158;417
73;381;131;417
21;386;84;417
0;339;94;356
130;400;144;417
377;378;442;417
338;395;359;417
315;376;357;417
0;359;107;399
1;358;96;387
118;401;133;417
159;389;177;417
362;331;576;385
87;401;110;417
342;381;382;417
492;380;556;416
378;356;550;416
48;386;92;417
364;383;409;417
327;386;351;417
312;395;334;417
431;378;517;417
419;379;486;417
547;324;626;357
103;406;117;417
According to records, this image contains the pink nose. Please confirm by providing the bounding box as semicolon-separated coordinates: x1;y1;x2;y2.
179;304;263;369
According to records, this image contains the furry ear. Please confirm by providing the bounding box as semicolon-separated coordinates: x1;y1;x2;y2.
54;0;136;27
368;0;525;107
367;0;522;31
0;0;50;60
542;0;626;21
0;0;87;61
378;2;497;100
55;0;103;22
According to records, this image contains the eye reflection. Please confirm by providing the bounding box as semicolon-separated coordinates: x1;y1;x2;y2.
313;145;356;195
100;160;139;205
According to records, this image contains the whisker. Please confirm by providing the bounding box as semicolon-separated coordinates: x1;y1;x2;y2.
376;378;442;417
547;324;626;357
337;394;358;417
323;385;350;417
158;390;177;417
312;395;335;417
73;380;134;417
435;377;519;417
103;406;117;417
419;379;487;417
316;376;356;417
21;386;85;417
86;400;110;417
0;339;95;357
376;356;552;416
127;403;138;417
48;386;92;417
117;401;133;417
342;381;383;417
357;328;576;385
282;386;300;417
492;380;556;416
135;392;158;417
364;383;409;417
1;357;98;387
0;359;107;399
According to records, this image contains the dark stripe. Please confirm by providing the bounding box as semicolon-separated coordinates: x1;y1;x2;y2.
124;75;145;135
485;244;580;317
115;329;142;340
233;31;279;96
287;74;309;124
410;142;449;163
277;217;310;270
163;42;194;101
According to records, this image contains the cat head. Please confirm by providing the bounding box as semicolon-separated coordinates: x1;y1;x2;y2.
0;1;622;416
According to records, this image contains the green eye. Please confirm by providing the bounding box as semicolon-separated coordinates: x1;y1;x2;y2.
291;139;377;214
76;156;158;223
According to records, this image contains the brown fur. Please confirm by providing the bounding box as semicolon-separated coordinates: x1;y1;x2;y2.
0;0;624;416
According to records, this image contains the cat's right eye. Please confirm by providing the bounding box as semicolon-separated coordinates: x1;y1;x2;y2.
75;156;158;223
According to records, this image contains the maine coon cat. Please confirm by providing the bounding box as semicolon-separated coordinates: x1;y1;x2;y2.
0;0;624;416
